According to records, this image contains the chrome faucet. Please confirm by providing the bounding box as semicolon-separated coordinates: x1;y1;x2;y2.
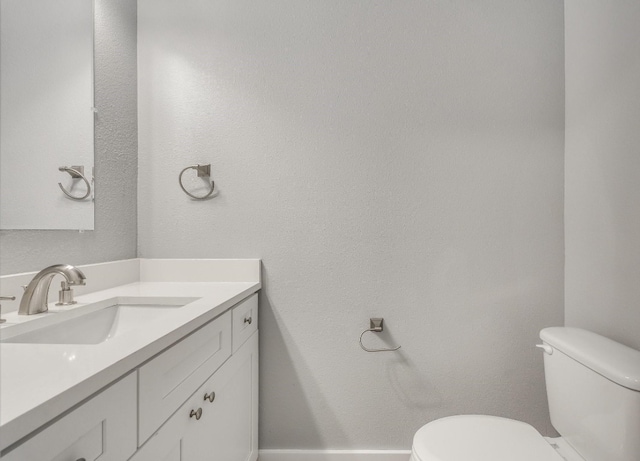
19;264;86;315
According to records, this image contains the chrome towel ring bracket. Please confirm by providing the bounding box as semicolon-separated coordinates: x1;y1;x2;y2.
58;165;92;201
178;164;216;200
359;318;402;352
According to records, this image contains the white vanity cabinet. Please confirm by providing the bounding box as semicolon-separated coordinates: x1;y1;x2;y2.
131;331;259;461
138;310;233;443
1;373;137;461
133;294;259;461
0;292;259;461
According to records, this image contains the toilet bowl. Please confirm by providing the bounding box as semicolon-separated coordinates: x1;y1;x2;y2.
409;327;640;461
409;415;583;461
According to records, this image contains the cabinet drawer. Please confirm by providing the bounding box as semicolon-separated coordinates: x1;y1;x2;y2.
232;293;258;352
2;373;137;461
138;310;232;444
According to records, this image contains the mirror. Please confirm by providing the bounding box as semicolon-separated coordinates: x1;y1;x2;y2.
0;0;95;230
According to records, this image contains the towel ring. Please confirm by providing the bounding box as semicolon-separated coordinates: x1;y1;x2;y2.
58;166;92;201
179;164;215;200
359;318;401;353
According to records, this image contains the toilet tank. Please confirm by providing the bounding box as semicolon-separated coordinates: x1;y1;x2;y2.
540;327;640;461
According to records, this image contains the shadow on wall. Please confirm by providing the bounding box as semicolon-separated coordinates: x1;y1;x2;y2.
259;265;349;448
385;351;443;413
360;320;444;412
258;263;447;449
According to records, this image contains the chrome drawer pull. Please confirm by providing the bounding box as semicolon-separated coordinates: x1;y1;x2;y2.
76;458;86;461
204;391;216;403
244;316;252;325
190;408;203;420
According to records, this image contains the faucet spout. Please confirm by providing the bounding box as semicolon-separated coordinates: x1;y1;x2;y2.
19;264;86;315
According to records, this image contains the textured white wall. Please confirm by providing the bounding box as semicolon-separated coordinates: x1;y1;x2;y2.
565;0;640;350
138;0;564;449
0;0;137;274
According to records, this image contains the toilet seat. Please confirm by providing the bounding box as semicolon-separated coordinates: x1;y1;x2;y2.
411;415;569;461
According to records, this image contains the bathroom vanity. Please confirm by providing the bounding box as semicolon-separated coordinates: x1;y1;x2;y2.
0;259;260;461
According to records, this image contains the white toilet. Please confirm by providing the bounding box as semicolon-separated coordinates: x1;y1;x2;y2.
409;327;640;461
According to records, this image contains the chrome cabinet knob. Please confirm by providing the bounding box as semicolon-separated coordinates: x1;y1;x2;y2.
244;316;252;325
204;391;216;403
190;408;203;420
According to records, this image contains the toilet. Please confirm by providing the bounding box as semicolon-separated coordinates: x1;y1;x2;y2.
410;327;640;461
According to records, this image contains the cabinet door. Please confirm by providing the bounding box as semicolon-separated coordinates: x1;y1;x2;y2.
132;332;258;461
188;330;258;461
1;373;137;461
138;311;232;444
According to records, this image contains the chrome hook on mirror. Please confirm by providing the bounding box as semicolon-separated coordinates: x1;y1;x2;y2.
58;166;92;201
178;164;215;200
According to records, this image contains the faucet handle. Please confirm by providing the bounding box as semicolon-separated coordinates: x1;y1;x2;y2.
55;282;77;306
0;296;16;324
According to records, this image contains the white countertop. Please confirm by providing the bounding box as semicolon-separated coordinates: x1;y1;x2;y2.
0;259;260;452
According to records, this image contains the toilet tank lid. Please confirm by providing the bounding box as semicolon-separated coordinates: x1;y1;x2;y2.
540;327;640;392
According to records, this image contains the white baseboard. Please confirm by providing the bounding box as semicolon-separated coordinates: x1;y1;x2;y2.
258;450;411;461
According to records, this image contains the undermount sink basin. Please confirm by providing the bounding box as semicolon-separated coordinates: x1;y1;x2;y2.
0;297;197;345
